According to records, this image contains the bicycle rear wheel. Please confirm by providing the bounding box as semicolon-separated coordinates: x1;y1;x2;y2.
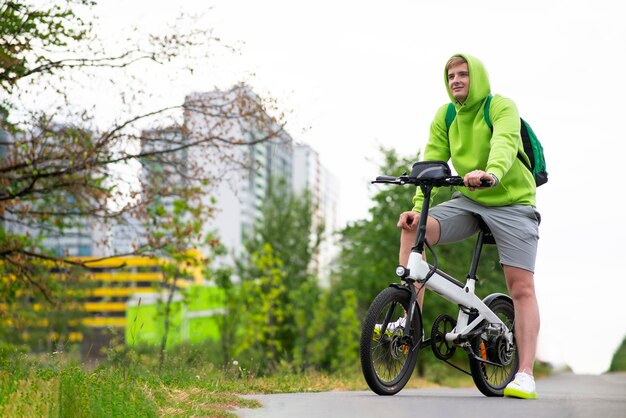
360;286;421;395
469;297;518;396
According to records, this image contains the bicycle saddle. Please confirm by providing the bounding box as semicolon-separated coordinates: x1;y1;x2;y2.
473;214;496;245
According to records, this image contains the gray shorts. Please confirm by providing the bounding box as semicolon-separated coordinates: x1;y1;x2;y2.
429;194;541;272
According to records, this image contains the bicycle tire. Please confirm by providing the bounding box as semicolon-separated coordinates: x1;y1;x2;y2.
360;286;421;395
469;297;518;397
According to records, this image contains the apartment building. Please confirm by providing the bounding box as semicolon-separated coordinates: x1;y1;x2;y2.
293;143;340;286
184;86;339;283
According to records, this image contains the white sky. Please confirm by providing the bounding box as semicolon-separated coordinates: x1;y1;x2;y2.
82;0;626;374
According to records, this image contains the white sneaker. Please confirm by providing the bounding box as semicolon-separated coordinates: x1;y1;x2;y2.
504;372;537;399
375;317;406;333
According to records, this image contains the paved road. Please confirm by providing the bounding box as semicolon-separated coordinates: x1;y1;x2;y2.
236;373;626;418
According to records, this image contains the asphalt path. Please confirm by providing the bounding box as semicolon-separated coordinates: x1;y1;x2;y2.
236;373;626;418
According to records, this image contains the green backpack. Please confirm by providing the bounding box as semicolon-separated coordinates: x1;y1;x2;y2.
445;95;548;187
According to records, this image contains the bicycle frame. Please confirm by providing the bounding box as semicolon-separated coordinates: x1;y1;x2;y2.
397;179;513;348
407;251;510;343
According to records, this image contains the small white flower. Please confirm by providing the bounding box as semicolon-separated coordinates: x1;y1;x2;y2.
232;360;239;366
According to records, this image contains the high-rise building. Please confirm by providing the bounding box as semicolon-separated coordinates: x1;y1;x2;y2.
182;86;340;283
183;86;294;265
293;144;340;286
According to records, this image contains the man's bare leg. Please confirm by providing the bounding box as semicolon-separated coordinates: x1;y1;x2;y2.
503;265;540;375
398;213;440;308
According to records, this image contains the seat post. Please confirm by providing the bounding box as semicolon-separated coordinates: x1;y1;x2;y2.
467;230;486;282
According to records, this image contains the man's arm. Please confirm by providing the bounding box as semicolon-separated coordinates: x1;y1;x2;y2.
485;95;521;181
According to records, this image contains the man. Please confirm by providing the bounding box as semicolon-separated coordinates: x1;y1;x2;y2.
397;54;541;399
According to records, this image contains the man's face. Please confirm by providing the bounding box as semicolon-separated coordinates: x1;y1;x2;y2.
447;62;470;104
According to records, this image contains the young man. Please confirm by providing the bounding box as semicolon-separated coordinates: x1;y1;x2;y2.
397;54;541;399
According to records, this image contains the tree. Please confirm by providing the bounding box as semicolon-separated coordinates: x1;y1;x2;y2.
0;1;286;343
1;0;94;117
304;288;361;375
330;289;361;374
235;243;288;372
609;335;626;372
236;177;323;368
245;177;323;290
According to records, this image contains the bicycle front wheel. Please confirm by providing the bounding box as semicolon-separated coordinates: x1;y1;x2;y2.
360;286;421;395
469;297;518;397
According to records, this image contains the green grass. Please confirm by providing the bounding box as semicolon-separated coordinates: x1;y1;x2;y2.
1;343;373;417
0;357;366;417
0;343;553;417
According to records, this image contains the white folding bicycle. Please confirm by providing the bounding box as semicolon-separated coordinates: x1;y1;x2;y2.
360;161;518;397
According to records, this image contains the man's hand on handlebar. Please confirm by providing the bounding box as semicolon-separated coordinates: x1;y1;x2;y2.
464;170;497;191
397;211;419;231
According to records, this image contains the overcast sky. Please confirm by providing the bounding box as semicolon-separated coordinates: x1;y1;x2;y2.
86;0;626;374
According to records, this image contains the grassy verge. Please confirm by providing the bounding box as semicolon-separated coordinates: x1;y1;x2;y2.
0;343;552;417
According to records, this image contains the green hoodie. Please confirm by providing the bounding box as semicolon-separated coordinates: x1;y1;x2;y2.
411;53;536;212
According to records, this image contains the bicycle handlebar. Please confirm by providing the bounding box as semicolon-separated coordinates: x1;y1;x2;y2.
372;175;491;188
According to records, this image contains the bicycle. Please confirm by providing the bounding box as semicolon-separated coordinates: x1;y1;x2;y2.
359;160;518;397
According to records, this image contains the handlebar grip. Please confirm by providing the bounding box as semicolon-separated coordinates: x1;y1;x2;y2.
444;177;493;187
372;175;399;183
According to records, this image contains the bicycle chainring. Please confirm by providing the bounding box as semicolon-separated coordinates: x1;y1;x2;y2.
431;314;457;360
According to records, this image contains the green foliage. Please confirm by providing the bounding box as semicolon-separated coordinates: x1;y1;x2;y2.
208;239;239;367
0;0;93;114
233;177;323;373
236;243;289;372
245;177;323;290
330;289;361;374
305;291;334;370
291;278;322;370
609;335;626;372
300;288;361;375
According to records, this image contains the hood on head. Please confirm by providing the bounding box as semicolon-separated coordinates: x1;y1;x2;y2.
444;53;491;107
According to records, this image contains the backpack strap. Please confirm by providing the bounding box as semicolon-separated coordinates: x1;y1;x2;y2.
483;94;493;130
445;103;456;134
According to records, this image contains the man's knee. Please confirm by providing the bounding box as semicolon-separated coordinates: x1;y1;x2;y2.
400;216;439;244
504;266;536;299
426;216;441;245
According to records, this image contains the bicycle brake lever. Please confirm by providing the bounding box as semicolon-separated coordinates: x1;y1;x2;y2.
372;175;403;184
